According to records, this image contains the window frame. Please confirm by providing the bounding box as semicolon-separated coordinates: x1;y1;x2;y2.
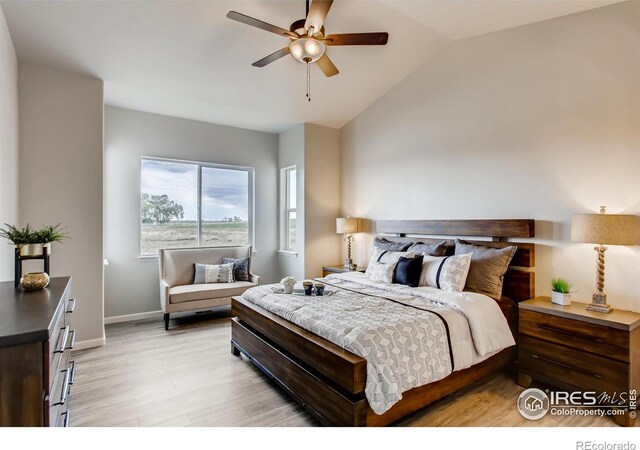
139;156;255;258
282;165;297;252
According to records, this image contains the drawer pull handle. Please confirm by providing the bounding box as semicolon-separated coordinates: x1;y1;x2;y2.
54;367;72;406
531;354;604;379
534;323;604;343
66;298;76;314
54;326;70;354
68;360;76;386
61;410;71;428
65;330;76;350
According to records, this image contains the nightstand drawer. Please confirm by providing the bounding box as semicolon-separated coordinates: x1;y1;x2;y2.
520;309;629;362
519;335;629;392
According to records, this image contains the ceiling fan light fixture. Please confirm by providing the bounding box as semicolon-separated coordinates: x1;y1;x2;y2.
290;37;326;63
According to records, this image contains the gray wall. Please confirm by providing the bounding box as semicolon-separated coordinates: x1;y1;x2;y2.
19;63;105;344
104;106;279;318
0;5;18;282
340;1;640;311
277;124;305;281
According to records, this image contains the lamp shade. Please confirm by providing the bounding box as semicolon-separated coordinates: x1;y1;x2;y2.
336;217;360;234
571;212;640;246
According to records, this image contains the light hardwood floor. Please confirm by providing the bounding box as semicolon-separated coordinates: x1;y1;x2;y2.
69;310;626;427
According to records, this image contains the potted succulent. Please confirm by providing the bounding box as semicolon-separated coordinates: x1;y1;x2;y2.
0;223;69;256
551;278;573;306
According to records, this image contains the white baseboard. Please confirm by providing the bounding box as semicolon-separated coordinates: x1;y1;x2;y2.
73;336;106;351
104;310;164;325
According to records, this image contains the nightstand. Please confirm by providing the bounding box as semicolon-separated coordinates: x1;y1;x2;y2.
322;265;366;277
518;297;640;426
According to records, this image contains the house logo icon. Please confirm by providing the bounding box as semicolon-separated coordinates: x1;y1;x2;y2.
517;388;550;420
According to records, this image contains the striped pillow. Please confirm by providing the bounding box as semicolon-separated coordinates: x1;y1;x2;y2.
419;253;472;293
193;262;235;284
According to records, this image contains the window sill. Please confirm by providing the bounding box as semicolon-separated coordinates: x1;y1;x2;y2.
277;250;298;257
138;249;258;261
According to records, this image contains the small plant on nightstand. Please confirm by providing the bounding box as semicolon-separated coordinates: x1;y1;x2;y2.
551;278;574;306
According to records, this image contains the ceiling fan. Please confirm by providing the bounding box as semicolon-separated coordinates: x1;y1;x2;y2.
227;0;389;93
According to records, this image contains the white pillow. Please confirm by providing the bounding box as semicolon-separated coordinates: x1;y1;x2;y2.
193;262;235;284
365;248;415;277
368;261;397;284
419;253;472;293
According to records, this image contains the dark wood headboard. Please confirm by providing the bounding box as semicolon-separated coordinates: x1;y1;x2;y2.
375;219;535;302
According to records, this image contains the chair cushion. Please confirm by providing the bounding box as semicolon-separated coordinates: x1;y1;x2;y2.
169;281;255;304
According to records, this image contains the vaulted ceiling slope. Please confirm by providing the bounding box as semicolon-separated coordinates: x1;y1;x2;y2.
1;0;622;133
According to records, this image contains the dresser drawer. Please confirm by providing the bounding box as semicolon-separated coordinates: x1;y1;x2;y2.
519;309;629;362
47;360;74;427
520;335;629;393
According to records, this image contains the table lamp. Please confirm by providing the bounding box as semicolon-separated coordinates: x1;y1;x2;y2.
336;217;361;271
571;206;640;313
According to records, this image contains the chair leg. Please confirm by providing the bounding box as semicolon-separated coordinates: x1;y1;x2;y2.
164;313;170;330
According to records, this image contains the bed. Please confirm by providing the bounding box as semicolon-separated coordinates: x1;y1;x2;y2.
231;219;535;426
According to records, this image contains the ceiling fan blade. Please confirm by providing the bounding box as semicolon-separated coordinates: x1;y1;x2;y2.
252;47;291;68
227;11;297;38
304;0;333;35
324;32;389;46
316;53;339;77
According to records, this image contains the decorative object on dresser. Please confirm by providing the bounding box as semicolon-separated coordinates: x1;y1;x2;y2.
0;223;69;287
336;217;362;270
518;297;640;427
571;207;640;313
19;271;50;291
550;278;573;306
232;218;535;426
0;277;75;426
322;264;366;277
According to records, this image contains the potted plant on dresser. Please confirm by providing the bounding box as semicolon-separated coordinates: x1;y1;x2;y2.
0;223;68;256
551;277;573;306
0;223;69;289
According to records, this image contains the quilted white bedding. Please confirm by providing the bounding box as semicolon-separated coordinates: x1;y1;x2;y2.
240;272;515;415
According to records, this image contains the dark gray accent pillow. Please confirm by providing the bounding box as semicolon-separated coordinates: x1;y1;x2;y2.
454;239;517;300
408;241;448;257
222;257;250;282
374;237;413;252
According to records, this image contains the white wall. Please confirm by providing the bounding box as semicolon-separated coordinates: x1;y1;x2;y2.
277;124;305;281
19;63;105;343
340;1;640;311
0;5;18;282
304;124;340;278
104;106;279;318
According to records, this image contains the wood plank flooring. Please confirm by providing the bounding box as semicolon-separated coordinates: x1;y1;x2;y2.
69;310;625;427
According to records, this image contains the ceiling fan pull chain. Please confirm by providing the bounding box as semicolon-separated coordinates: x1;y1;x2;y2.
306;62;311;102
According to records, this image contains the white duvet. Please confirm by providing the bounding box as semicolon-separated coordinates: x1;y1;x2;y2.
331;272;516;370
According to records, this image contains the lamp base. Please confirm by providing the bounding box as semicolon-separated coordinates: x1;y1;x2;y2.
343;259;357;271
586;291;613;314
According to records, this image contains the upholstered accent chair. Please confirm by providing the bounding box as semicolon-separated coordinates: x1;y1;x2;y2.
159;246;259;330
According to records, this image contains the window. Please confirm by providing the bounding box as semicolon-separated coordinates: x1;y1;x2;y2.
140;157;253;256
283;166;297;251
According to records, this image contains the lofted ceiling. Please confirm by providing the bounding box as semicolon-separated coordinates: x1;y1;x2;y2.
1;0;623;133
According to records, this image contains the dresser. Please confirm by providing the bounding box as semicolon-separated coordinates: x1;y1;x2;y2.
518;297;640;426
0;277;75;427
